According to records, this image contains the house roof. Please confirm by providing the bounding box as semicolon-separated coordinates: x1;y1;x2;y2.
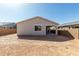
59;21;79;27
0;22;16;27
0;22;11;26
2;23;16;27
17;16;59;26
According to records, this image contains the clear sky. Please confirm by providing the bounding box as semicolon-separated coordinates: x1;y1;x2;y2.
0;3;79;24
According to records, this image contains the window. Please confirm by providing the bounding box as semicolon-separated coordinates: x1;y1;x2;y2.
35;26;42;31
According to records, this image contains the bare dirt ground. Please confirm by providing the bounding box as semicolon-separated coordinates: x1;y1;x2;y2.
0;34;79;56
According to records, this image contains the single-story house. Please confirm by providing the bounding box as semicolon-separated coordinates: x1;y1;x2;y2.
58;21;79;39
0;22;16;29
59;21;79;29
17;16;59;36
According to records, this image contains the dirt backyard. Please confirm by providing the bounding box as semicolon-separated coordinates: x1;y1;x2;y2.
0;34;79;56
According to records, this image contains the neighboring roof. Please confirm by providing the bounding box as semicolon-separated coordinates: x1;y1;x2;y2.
3;23;16;27
17;16;59;26
0;22;10;26
59;21;79;27
0;22;16;27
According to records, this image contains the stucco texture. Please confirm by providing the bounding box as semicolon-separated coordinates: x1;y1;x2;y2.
17;17;58;36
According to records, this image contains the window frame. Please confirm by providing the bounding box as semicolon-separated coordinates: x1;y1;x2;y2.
34;25;42;31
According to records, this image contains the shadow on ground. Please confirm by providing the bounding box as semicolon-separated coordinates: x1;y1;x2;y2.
18;35;74;42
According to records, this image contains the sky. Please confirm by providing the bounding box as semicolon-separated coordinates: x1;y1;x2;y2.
0;3;79;24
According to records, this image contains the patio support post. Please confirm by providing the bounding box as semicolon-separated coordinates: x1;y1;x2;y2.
55;26;58;35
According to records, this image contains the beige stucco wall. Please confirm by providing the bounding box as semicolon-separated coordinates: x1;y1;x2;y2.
17;18;56;36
